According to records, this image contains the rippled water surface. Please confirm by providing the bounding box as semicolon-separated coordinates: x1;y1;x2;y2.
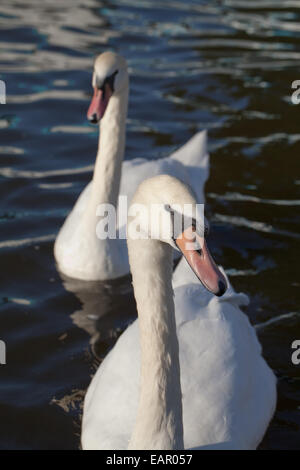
0;0;299;450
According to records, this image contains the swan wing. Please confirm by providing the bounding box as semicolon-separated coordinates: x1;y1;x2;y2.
82;276;276;450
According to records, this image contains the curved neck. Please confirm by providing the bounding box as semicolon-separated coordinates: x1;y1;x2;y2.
127;238;184;450
86;82;128;221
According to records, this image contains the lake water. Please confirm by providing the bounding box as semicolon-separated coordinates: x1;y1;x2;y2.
0;0;299;449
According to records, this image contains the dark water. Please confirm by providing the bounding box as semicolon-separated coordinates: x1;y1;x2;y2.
0;0;299;450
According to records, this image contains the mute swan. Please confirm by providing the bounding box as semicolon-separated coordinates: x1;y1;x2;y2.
82;175;276;450
54;52;209;281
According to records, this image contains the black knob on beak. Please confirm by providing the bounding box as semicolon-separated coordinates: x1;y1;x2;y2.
88;113;99;124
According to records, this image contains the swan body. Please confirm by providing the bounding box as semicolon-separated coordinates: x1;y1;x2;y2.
82;175;276;450
54;52;209;281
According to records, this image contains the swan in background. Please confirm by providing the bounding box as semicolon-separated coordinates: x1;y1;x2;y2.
82;175;276;450
54;52;209;281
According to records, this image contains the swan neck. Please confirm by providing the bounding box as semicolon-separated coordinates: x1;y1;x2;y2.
127;238;184;450
88;84;128;214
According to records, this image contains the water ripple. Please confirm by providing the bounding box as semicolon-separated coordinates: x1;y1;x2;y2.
214;214;300;240
209;192;300;206
0;233;55;250
0;165;93;179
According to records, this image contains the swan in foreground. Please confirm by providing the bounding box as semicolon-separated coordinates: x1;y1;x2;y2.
82;175;276;450
54;52;209;281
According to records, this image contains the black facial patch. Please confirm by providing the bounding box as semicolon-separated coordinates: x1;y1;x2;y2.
96;70;118;93
165;205;207;241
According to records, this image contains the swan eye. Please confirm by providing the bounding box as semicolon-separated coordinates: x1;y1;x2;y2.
165;206;208;240
96;70;118;92
191;217;209;237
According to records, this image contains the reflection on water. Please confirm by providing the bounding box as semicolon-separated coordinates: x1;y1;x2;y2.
0;0;299;450
61;272;135;359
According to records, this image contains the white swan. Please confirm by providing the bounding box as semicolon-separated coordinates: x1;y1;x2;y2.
82;175;276;450
54;52;209;281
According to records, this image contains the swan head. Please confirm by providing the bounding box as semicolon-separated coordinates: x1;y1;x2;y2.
87;52;128;124
128;175;227;297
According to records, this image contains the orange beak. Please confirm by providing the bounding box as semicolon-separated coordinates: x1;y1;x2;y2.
176;225;227;297
87;83;112;124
